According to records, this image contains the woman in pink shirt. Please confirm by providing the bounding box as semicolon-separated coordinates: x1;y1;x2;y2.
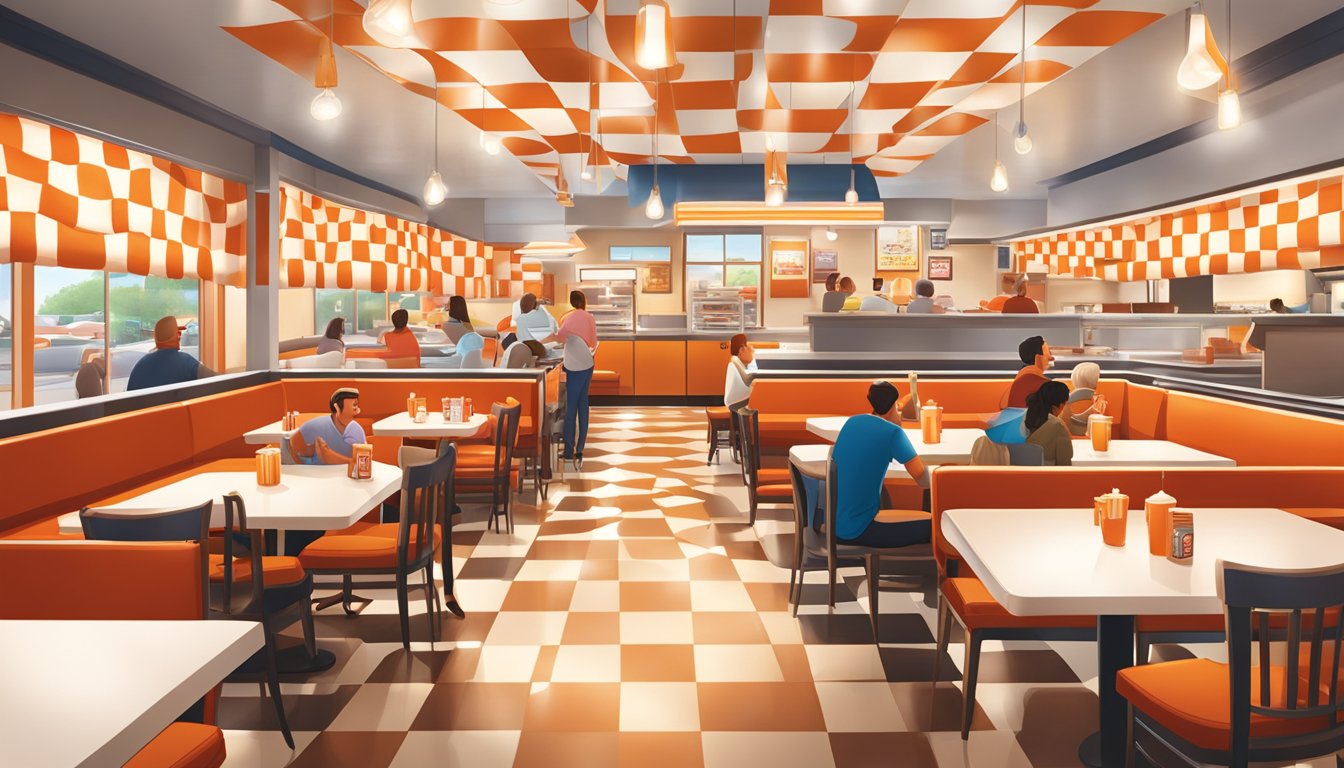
543;290;597;469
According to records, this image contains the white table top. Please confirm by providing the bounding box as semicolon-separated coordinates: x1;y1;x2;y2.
58;462;401;534
789;443;915;480
243;419;296;445
805;417;982;463
371;412;489;438
0;620;261;768
1069;440;1234;467
942;507;1344;617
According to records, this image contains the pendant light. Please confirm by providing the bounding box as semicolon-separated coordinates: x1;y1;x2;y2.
310;0;342;121
1013;3;1032;155
579;14;594;181
1217;0;1241;130
825;227;838;242
423;86;447;207
989;112;1009;193
362;0;418;48
844;80;859;204
635;0;677;70
1176;3;1226;91
645;76;664;220
478;85;502;155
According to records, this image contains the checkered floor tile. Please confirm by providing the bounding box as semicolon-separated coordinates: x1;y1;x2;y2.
215;407;1274;767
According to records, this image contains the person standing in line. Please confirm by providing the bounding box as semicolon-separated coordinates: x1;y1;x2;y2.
543;290;597;470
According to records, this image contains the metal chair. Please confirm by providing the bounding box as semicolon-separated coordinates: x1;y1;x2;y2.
80;500;296;749
732;406;792;526
1121;560;1344;768
299;446;455;649
454;399;522;534
786;461;863;618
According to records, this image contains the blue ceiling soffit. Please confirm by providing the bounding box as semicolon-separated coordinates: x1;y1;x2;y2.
626;164;880;208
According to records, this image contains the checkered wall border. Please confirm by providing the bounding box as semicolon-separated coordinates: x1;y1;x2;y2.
0;112;248;286
1012;174;1344;280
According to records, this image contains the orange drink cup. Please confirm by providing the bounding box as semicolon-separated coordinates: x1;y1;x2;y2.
920;403;943;444
1089;414;1113;453
1099;488;1128;546
256;447;281;487
1145;491;1176;556
406;392;418;418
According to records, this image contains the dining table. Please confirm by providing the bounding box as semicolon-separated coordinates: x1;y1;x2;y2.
371;411;489;439
939;506;1344;767
0;619;261;768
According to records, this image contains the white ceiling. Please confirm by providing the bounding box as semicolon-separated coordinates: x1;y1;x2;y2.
3;0;1342;211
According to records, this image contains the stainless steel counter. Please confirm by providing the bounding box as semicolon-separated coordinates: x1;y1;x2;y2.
1247;315;1344;396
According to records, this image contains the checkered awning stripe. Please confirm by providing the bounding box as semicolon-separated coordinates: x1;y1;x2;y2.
0;112;248;286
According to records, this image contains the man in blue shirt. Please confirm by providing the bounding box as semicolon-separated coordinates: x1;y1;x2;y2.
126;316;214;391
831;381;931;547
290;387;366;465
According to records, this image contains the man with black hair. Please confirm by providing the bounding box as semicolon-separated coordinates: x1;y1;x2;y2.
1001;335;1054;409
291;387;367;465
829;381;931;548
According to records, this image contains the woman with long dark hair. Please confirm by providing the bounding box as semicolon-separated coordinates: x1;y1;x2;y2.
442;295;474;343
316;317;345;354
1024;380;1073;466
543;290;597;470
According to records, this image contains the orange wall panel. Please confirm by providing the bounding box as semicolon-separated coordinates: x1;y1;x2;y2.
687;340;731;396
634;341;687;396
594;340;635;396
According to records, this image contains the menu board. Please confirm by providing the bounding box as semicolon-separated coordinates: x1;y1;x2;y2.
768;238;810;298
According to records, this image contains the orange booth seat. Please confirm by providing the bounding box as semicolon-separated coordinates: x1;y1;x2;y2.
0;375;546;538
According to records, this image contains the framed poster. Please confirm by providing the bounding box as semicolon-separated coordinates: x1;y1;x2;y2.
927;255;953;280
930;228;948;250
767;238;810;298
642;264;672;293
811;249;838;283
877;225;920;272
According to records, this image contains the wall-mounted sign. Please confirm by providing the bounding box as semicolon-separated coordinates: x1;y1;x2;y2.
930;228;947;250
927;255;953;281
811;249;838;283
642;264;672;293
876;225;920;272
768;238;810;298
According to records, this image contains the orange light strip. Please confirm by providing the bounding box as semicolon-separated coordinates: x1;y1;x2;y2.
674;201;885;226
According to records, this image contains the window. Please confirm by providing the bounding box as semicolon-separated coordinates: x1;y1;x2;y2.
610;245;671;262
0;264;11;411
315;288;356;337
683;232;763;326
356;292;387;333
33;266;106;406
107;274;200;395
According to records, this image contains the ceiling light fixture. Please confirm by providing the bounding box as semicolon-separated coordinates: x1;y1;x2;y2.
645;75;664;220
478;85;501;155
635;0;677;70
580;13;594;182
310;0;342;121
423;85;446;207
845;80;859;204
1013;3;1032;155
1217;0;1241;130
990;112;1009;193
825;227;838;241
362;0;419;48
1176;3;1226;91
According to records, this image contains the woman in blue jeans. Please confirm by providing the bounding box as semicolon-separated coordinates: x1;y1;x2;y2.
543;290;597;470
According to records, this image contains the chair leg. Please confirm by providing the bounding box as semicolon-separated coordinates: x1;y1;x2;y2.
341;574;357;615
961;632;983;740
791;570;805;618
826;550;837;609
300;595;318;660
396;572;411;651
706;424;715;465
260;622;295;750
933;594;952;688
867;554;881;644
1125;703;1136;768
748;496;757;527
1135;632;1150;666
422;563;437;644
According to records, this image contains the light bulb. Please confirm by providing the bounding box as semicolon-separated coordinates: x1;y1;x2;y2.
765;181;786;207
362;0;419;48
423;170;446;207
644;184;664;219
1217;88;1241;130
1013;121;1032;155
580;166;593;181
310;88;342;121
844;186;859;205
635;1;674;70
825;228;838;242
479;131;502;155
1177;13;1223;91
990;160;1009;193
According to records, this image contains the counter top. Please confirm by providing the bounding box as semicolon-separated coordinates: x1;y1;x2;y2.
597;328;810;342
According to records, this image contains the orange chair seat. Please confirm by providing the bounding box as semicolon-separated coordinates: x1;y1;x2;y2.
756;483;794;500
592;371;620;383
298;529;440;569
1117;658;1331;751
125;723;226;768
944;577;1095;631
756;468;791;485
873;509;932;525
1135;613;1225;634
207;555;306;587
333;522;443;545
706;406;730;425
455;444;500;462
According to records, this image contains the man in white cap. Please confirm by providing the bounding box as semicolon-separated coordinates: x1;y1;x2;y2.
126;316;215;391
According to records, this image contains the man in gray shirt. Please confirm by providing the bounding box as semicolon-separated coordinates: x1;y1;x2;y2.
291;387;366;465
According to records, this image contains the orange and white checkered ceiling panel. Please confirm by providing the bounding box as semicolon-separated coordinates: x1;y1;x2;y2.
279;183;489;295
1012;172;1344;280
225;0;1184;194
0;112;247;286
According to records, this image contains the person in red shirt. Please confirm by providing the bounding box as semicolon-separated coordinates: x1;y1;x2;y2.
379;309;421;362
1001;335;1055;408
1001;277;1039;314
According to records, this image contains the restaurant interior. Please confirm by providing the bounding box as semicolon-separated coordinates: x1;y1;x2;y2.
3;0;1344;766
